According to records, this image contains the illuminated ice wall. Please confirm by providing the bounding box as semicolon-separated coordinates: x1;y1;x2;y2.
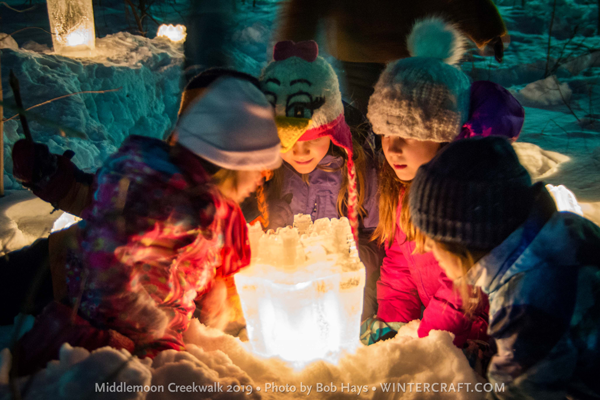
234;215;365;366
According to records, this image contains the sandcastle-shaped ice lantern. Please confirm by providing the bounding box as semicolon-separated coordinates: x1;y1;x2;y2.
235;215;365;366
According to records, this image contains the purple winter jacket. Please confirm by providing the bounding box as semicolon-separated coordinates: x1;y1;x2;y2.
279;154;379;229
272;152;382;319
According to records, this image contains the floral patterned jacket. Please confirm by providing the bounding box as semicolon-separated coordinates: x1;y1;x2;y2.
65;135;250;357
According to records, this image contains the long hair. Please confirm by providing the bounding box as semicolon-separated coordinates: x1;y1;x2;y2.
372;160;427;250
434;241;489;317
269;137;368;220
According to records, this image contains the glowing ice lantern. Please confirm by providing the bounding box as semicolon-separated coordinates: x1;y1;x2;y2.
235;215;365;366
157;24;187;43
46;0;96;57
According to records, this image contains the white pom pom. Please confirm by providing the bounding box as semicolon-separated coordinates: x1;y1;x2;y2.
406;17;467;65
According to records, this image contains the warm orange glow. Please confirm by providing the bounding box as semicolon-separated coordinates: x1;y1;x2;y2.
157;24;187;43
46;0;96;56
235;216;364;367
65;28;92;47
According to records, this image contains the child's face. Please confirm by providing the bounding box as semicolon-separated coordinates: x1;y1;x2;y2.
381;136;441;181
234;170;265;203
426;239;464;280
281;136;331;174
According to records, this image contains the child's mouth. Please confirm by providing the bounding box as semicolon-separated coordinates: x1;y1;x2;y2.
393;164;407;170
295;159;314;165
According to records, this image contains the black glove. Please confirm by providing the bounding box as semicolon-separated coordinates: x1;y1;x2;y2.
12;139;58;186
492;37;504;63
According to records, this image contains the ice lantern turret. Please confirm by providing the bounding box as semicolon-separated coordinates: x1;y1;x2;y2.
47;0;96;57
235;215;365;366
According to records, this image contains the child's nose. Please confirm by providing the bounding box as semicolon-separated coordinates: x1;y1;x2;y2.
388;137;404;154
293;143;310;156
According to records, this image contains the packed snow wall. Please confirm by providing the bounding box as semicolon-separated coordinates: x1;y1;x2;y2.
1;32;184;189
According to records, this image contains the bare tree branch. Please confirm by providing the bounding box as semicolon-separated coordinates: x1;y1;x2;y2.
0;27;55;44
545;0;558;78
3;88;122;122
124;0;146;36
0;2;36;12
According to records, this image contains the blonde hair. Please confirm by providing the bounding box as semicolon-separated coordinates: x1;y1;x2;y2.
372;160;427;250
211;168;239;200
434;241;489;317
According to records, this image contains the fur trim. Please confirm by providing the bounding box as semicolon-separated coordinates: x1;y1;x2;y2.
407;17;467;65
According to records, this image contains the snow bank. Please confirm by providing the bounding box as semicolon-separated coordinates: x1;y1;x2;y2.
0;321;486;400
1;32;184;188
513;141;570;179
494;1;597;38
0;34;18;51
0;191;63;255
513;76;572;107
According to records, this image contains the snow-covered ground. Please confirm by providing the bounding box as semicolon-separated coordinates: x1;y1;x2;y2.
0;321;488;400
0;0;599;397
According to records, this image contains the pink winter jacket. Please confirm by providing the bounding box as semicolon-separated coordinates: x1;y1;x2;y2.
377;203;489;347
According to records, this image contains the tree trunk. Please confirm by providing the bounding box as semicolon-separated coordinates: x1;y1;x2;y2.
0;52;4;197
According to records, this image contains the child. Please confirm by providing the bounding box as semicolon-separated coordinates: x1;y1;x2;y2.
13;77;280;375
259;40;382;318
361;18;524;347
4;69;262;325
409;136;600;399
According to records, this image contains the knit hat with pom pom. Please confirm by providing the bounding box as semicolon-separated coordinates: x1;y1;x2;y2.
367;17;471;142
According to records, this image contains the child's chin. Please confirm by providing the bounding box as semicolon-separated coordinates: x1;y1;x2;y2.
394;169;415;181
292;163;317;174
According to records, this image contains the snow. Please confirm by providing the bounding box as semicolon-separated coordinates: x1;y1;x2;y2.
0;34;18;51
0;321;486;400
513;75;572;107
1;32;184;188
0;190;64;255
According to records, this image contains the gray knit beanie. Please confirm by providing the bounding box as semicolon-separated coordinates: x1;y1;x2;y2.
367;17;471;142
409;136;534;250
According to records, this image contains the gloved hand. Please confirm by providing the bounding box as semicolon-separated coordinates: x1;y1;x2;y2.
492;37;504;63
462;339;496;377
12;139;81;206
267;193;294;229
12;139;58;186
360;316;400;346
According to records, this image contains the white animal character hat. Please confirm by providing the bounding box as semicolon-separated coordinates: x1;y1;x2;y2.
260;41;358;240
